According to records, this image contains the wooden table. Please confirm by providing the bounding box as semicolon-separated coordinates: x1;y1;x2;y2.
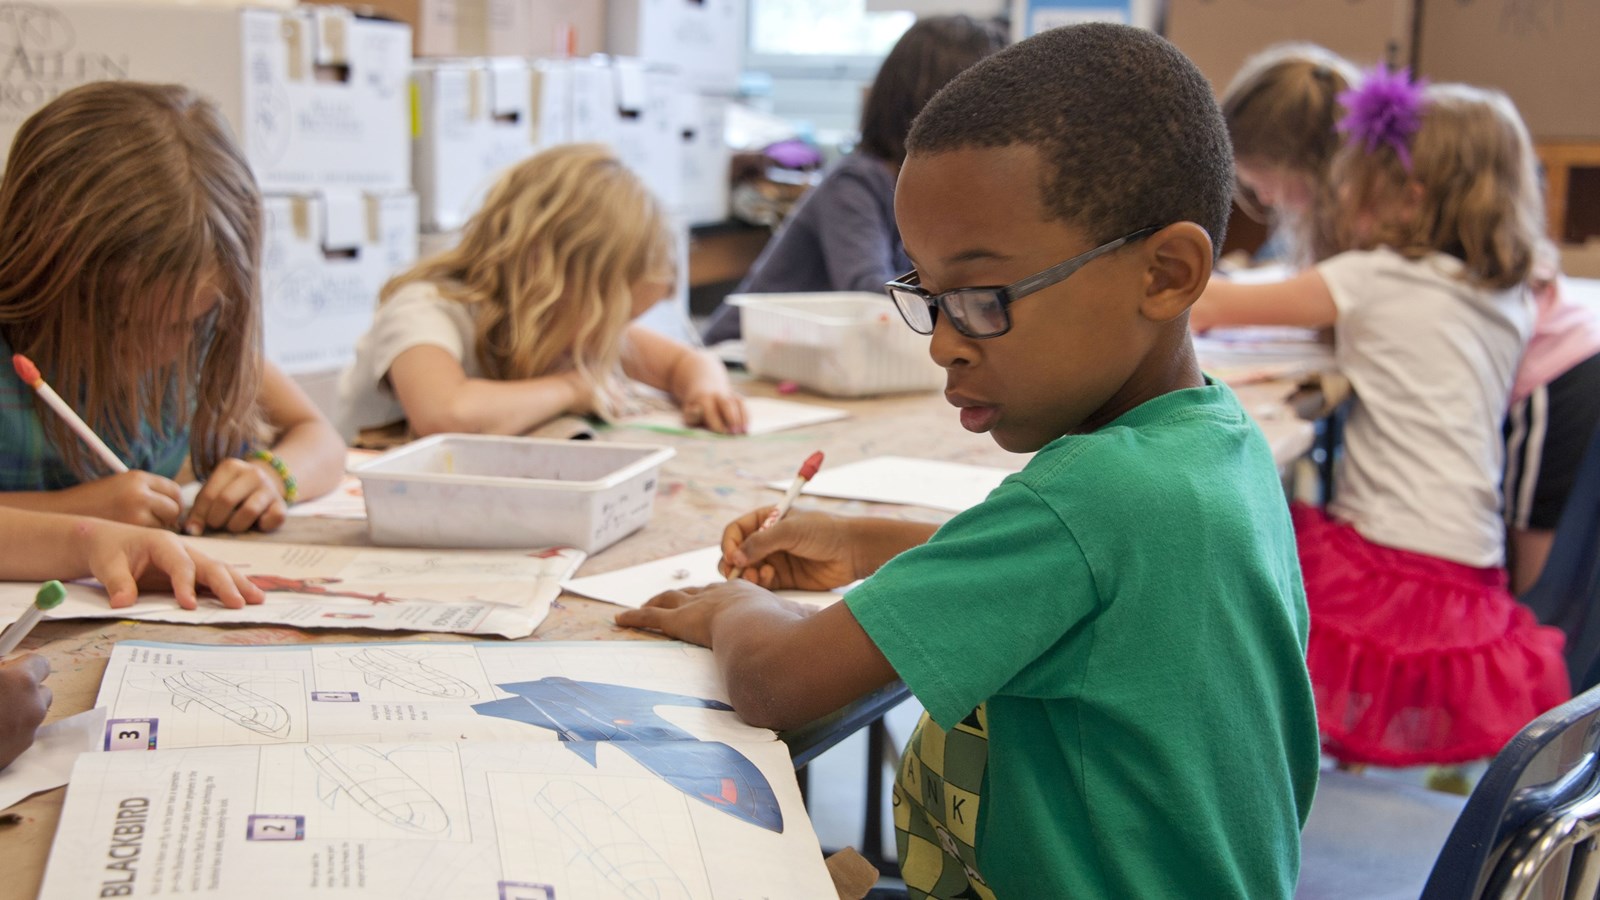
0;377;1312;899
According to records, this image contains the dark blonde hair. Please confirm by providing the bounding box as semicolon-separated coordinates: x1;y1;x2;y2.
1325;83;1544;291
0;82;264;478
1221;43;1359;263
382;144;675;416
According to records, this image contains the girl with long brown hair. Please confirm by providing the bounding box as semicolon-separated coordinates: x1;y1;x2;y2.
0;82;344;534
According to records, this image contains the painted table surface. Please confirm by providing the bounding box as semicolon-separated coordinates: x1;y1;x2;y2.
0;377;1311;898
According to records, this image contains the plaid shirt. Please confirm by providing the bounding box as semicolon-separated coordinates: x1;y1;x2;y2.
0;334;189;490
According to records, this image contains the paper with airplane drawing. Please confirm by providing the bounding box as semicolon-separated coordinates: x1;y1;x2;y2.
39;738;834;899
95;640;777;750
0;540;585;639
50;640;835;898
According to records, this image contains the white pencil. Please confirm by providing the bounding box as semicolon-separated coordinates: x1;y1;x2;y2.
12;354;128;474
0;581;67;657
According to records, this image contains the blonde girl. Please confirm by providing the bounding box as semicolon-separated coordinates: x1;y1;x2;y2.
1191;77;1569;766
1220;42;1359;266
0;82;344;535
341;144;746;438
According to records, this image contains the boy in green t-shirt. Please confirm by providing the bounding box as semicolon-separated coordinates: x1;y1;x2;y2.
618;23;1319;899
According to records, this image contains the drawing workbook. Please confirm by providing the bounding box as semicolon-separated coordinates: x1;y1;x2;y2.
0;540;585;638
42;641;835;898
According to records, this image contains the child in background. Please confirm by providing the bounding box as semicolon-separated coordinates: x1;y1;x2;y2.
622;25;1318;898
1222;52;1600;593
0;507;264;770
0;82;345;536
340;144;746;438
1190;74;1570;765
699;15;1007;344
1220;43;1358;266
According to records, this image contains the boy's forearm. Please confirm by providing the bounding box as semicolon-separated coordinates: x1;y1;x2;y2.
710;595;898;732
849;517;939;576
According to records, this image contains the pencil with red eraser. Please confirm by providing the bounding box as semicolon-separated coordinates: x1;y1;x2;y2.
11;354;127;475
726;451;825;580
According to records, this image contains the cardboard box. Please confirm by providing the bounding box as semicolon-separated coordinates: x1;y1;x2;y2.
261;191;419;374
1164;0;1413;94
311;0;603;57
413;58;572;232
611;59;685;214
607;0;744;94
0;3;410;193
1417;0;1600;141
679;92;730;226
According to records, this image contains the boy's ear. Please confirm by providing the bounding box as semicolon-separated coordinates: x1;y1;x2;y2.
1138;222;1214;323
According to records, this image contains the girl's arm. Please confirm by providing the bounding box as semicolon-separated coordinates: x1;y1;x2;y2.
1188;267;1339;332
0;509;261;608
386;344;591;436
259;362;345;499
621;325;748;434
184;362;344;534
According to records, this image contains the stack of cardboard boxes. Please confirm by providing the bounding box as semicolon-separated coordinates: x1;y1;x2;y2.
400;0;744;341
0;1;419;391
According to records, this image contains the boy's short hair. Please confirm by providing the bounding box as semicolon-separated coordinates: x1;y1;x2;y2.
906;23;1234;258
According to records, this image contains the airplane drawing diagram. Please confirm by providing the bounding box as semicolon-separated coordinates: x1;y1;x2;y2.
532;779;693;899
304;745;450;835
345;648;480;699
164;671;292;738
471;678;783;833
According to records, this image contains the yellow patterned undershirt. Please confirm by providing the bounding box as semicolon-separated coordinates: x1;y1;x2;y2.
893;703;993;900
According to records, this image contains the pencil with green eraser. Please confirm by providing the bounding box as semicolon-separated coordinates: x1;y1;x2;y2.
0;581;66;657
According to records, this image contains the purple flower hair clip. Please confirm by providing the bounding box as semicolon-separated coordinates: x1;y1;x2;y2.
1337;66;1429;172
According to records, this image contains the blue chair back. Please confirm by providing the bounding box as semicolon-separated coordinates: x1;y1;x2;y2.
1419;685;1600;899
1522;421;1600;693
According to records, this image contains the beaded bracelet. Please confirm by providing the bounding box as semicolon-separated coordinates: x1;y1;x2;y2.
247;449;298;503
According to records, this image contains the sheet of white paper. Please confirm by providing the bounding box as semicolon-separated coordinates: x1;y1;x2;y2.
0;540;586;639
619;395;848;436
563;546;844;610
769;455;1017;513
0;707;104;811
94;640;775;750
41;739;835;899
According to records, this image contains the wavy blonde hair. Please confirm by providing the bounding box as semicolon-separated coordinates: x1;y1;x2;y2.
0;81;264;479
1221;43;1359;264
1324;83;1544;290
382;144;675;415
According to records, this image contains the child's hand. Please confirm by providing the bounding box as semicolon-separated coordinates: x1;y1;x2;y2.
184;457;288;535
65;471;183;529
0;652;50;771
615;580;775;647
720;508;860;590
83;521;265;610
681;389;748;435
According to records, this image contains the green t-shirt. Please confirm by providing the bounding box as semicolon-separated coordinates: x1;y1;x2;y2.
845;380;1319;899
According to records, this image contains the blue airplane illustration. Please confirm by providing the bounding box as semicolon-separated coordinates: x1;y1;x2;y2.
471;677;783;833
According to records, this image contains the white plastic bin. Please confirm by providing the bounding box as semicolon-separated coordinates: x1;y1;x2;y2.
729;292;945;397
353;435;674;551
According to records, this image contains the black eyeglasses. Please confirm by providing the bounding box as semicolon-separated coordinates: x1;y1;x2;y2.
885;226;1161;339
